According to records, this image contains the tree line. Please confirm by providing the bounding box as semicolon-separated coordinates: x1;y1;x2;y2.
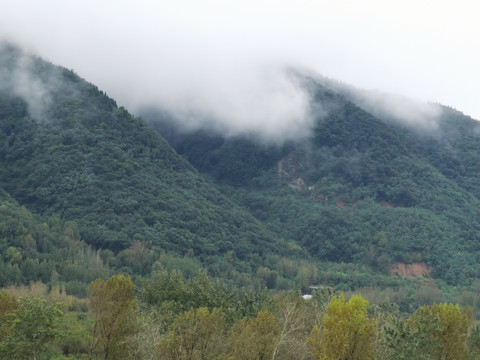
1;271;479;359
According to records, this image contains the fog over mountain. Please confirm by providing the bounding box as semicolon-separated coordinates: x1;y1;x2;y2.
140;64;315;143
4;19;480;305
314;74;444;133
1;1;478;141
0;40;451;146
0;44;64;120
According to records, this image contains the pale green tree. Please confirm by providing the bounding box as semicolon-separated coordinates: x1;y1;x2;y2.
157;307;227;360
308;294;376;360
88;274;138;360
383;302;471;360
423;303;470;360
229;310;280;360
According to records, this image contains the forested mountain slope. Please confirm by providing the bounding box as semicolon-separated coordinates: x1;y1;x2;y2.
321;76;480;199
0;43;291;278
146;77;480;286
0;184;115;291
3;41;480;291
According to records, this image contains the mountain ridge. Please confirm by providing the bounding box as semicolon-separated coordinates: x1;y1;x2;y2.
144;75;480;285
3;42;480;290
0;43;294;283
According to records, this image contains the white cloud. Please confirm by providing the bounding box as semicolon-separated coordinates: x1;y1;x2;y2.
0;0;479;138
320;76;443;131
0;45;62;120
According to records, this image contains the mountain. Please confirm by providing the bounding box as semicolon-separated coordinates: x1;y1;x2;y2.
144;75;480;286
0;43;294;285
3;41;480;291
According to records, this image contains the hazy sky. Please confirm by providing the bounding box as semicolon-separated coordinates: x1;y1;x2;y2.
1;0;479;131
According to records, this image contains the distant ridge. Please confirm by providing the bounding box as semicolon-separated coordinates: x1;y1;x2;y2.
145;74;480;286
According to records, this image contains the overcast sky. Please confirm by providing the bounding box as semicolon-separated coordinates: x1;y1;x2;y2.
1;0;479;130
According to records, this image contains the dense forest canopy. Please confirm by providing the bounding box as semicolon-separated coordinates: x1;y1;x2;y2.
3;43;480;358
2;41;480;292
0;43;297;286
145;75;480;287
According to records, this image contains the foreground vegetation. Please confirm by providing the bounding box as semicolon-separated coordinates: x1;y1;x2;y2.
1;272;480;359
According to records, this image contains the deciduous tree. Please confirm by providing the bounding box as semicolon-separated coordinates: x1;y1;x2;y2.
157;307;227;360
0;295;63;360
382;312;439;360
309;294;376;360
88;274;138;360
230;310;280;360
271;291;322;360
424;303;470;360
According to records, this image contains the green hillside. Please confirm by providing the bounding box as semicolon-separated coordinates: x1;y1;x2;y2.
0;186;111;293
411;108;480;198
0;43;293;281
146;78;480;286
3;41;480;292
